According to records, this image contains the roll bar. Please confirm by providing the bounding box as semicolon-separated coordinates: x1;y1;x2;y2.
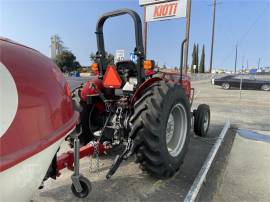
95;9;145;83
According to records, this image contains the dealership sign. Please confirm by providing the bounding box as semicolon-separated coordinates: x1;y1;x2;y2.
139;0;176;6
145;0;187;22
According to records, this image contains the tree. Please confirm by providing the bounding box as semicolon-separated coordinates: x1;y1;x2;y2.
90;52;114;64
199;45;205;73
162;63;167;69
54;50;80;72
191;44;197;73
155;62;160;70
107;53;114;64
195;44;199;73
90;53;97;63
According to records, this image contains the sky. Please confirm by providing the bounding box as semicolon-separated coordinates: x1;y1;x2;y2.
1;0;269;71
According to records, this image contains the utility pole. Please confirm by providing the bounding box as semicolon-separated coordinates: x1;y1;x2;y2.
258;57;261;69
184;0;192;73
209;0;217;73
234;44;238;73
241;56;245;73
143;7;148;57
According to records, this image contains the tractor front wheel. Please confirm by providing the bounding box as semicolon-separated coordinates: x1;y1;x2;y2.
193;104;210;137
130;81;191;178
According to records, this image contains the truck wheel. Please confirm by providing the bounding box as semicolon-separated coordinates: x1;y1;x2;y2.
222;83;230;90
193;104;210;137
71;176;91;198
261;84;270;91
130;81;191;178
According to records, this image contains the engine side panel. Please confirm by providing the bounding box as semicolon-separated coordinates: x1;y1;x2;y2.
0;38;79;172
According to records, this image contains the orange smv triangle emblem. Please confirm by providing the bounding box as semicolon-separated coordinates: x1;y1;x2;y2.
103;65;122;89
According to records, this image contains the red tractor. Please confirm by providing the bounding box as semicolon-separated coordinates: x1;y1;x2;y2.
70;8;210;196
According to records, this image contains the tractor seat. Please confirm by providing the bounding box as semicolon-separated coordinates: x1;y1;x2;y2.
116;60;137;77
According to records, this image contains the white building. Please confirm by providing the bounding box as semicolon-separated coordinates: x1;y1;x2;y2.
50;35;63;59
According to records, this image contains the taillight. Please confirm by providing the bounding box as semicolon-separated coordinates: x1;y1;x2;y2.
64;82;72;97
91;63;99;71
144;60;155;70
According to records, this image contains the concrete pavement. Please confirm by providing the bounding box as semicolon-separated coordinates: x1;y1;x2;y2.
213;132;270;201
32;80;269;201
192;80;270;131
193;81;270;202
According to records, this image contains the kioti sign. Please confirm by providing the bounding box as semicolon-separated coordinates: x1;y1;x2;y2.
139;0;176;6
145;0;187;22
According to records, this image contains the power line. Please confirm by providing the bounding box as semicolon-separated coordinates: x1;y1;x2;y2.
219;3;269;67
237;4;269;47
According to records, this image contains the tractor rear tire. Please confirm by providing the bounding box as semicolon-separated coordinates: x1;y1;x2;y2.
130;81;191;178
